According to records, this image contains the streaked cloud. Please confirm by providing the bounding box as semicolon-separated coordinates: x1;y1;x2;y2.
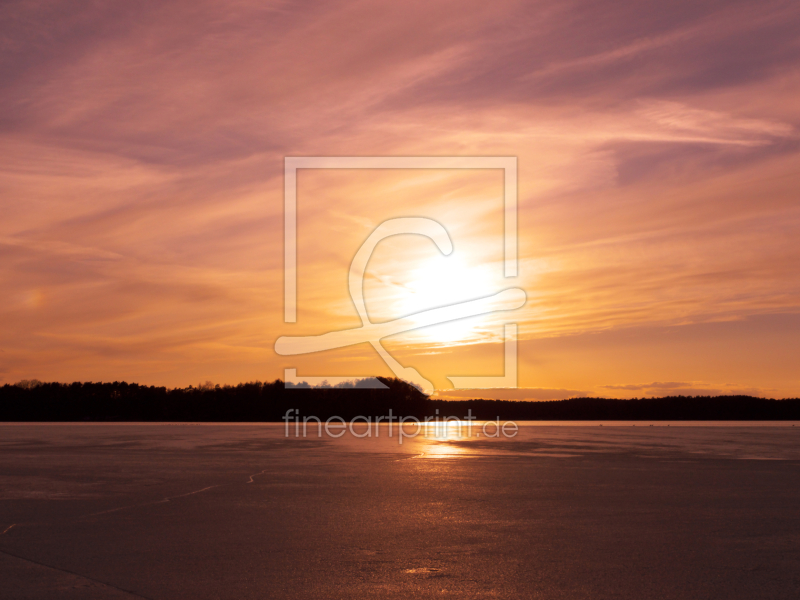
600;381;777;398
1;0;799;395
432;388;592;401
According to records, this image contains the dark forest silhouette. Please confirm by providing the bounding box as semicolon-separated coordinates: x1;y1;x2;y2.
2;379;800;421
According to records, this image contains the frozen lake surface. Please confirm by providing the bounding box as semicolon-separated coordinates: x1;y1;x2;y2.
2;422;800;599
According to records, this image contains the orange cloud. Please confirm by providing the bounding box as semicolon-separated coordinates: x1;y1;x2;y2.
1;0;799;397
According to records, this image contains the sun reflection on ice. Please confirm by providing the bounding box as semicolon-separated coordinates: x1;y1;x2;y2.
420;419;476;458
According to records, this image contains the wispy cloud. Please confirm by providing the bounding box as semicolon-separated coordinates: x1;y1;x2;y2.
601;381;778;398
1;0;799;393
433;388;592;401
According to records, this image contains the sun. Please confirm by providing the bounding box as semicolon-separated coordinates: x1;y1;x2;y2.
395;253;499;344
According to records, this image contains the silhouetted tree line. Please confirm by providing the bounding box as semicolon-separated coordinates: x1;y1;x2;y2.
428;396;800;421
1;379;799;421
0;379;428;422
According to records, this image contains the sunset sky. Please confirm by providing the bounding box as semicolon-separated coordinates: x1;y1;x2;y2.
1;0;799;398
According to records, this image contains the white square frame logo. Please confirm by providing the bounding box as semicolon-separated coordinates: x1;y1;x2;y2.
280;156;520;391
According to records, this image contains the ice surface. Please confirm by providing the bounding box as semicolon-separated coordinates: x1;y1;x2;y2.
1;423;799;599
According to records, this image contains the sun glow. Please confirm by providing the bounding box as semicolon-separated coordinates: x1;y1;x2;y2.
394;253;500;344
